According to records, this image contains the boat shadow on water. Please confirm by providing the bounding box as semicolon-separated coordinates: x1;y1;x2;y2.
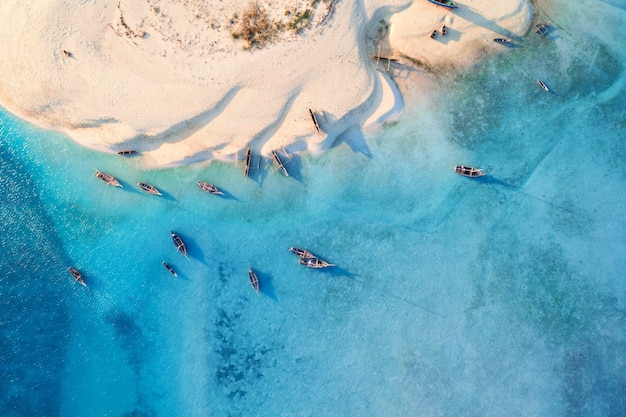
253;269;278;301
476;175;579;215
171;232;208;265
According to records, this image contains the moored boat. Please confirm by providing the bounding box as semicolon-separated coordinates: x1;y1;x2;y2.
248;268;259;294
535;22;549;36
454;165;484;177
299;257;335;269
170;231;188;257
68;267;86;287
289;247;314;258
197;181;224;195
537;79;549;92
427;0;458;9
272;150;289;177
95;170;122;187
244;148;252;178
162;262;177;277
137;182;162;195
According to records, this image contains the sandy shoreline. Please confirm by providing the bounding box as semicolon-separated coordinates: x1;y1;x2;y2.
0;0;532;167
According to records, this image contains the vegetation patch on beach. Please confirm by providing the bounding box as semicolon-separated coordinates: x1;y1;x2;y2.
230;0;328;50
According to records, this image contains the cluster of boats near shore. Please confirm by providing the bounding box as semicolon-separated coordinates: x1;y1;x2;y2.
70;162;485;289
95;170;224;196
426;0;554;92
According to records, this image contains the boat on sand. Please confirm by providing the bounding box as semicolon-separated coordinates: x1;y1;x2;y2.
427;0;458;9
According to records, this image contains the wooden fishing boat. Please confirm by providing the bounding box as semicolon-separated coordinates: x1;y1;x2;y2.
117;150;137;155
299;257;335;269
170;231;188;257
454;165;484;177
272;151;289;177
244;148;252;178
162;262;177;277
289;247;314;258
95;170;122;187
534;22;548;35
427;0;458;9
309;108;321;133
137;182;162;195
537;79;549;92
196;181;224;195
68;267;86;287
248;268;259;294
493;37;511;44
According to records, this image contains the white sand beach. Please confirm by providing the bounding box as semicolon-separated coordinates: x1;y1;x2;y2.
0;0;532;167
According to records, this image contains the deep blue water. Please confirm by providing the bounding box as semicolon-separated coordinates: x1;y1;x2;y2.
1;0;625;416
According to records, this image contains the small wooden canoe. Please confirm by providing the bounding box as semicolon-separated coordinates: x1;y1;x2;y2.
244;148;252;178
427;0;458;9
454;165;484;177
95;171;122;187
137;182;162;195
289;247;314;258
537;79;549;92
248;268;259;294
272;151;289;177
299;257;335;269
68;267;86;287
170;231;188;258
196;181;224;195
162;262;177;277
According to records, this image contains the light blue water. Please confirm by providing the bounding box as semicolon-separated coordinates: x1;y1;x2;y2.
1;0;625;416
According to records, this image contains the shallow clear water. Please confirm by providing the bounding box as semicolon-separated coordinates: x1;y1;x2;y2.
1;0;625;416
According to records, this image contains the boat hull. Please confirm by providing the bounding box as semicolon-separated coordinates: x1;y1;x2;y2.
427;0;458;9
454;165;484;177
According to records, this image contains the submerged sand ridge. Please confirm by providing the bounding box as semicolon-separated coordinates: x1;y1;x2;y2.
0;0;531;167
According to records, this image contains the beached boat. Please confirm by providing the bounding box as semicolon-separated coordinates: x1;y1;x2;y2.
137;182;162;195
68;267;86;287
95;170;122;187
454;165;484;177
289;247;315;258
170;231;188;257
117;150;137;155
244;148;252;178
248;268;259;294
196;181;224;195
299;257;335;269
537;79;549;92
162;262;177;277
493;37;511;44
272;150;289;177
427;0;458;9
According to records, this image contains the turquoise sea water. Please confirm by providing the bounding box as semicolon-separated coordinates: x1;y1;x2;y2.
1;0;625;415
